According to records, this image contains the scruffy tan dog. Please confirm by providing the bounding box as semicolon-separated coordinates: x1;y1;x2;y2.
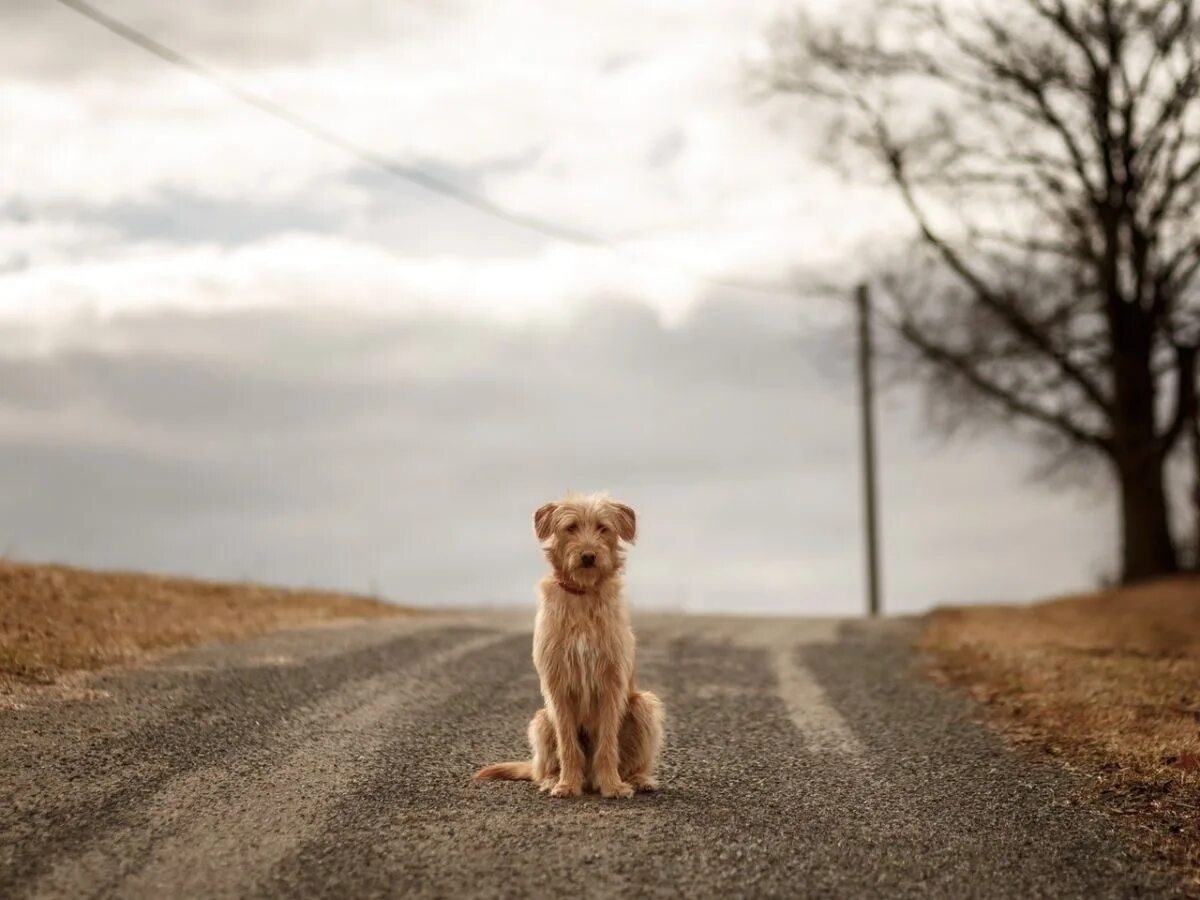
474;493;665;798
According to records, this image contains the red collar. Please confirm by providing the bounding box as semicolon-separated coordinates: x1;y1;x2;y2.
556;580;588;595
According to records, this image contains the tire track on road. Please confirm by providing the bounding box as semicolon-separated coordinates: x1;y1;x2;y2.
29;631;511;900
261;631;539;898
1;624;490;898
798;630;1183;898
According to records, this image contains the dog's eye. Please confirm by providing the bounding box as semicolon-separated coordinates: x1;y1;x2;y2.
565;522;578;534
597;525;609;535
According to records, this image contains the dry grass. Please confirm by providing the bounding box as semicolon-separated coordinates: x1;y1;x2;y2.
0;558;411;692
921;577;1200;887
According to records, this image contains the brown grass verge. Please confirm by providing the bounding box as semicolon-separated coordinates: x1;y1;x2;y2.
920;577;1200;889
0;558;412;693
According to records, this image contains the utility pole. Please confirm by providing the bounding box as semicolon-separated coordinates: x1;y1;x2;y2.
856;283;882;616
1190;388;1200;570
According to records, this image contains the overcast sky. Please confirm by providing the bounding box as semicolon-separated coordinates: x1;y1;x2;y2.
0;0;1113;614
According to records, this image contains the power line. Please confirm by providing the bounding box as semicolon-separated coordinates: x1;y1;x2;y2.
53;0;600;248
51;0;812;301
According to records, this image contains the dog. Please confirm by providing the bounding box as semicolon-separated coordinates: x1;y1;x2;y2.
474;493;665;798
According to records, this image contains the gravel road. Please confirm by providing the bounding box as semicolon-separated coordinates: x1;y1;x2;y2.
0;612;1183;898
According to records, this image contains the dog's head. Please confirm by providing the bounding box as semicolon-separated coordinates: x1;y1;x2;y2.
533;493;636;587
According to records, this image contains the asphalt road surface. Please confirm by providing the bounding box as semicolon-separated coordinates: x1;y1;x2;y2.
0;612;1184;898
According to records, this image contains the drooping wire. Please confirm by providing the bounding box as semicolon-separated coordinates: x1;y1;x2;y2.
51;0;823;301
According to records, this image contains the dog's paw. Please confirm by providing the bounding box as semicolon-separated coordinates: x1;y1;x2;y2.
537;778;557;793
549;780;582;798
629;774;659;792
598;780;635;799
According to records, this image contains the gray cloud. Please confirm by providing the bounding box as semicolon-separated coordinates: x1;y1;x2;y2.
4;158;553;270
0;299;1111;614
72;191;346;246
1;0;1117;615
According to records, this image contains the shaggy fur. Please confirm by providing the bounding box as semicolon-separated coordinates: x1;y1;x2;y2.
474;493;665;798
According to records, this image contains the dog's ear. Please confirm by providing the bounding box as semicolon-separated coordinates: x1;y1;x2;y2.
533;502;558;541
609;501;637;544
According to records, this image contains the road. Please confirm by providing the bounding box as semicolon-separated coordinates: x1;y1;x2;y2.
0;612;1183;898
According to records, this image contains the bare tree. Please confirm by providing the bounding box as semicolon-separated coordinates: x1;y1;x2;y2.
770;0;1200;582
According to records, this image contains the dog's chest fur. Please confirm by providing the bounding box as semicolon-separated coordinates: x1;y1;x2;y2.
534;588;632;715
565;633;600;698
547;616;618;691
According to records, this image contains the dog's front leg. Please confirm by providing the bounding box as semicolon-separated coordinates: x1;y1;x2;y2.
591;693;634;799
547;703;584;798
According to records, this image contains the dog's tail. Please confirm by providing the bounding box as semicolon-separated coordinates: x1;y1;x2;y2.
473;760;534;781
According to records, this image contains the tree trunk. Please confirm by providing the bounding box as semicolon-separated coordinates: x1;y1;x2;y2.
1106;296;1178;583
1114;448;1178;582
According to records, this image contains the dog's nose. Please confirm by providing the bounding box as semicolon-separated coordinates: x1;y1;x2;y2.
580;552;596;568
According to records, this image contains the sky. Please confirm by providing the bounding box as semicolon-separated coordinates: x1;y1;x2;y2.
0;0;1114;614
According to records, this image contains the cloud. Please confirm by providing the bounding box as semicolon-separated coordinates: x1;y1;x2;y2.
0;298;1112;614
4;0;909;289
0;230;848;328
0;1;1114;613
2;0;452;80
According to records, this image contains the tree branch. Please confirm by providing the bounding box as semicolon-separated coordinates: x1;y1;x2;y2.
885;142;1114;413
892;312;1109;449
1160;342;1199;451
